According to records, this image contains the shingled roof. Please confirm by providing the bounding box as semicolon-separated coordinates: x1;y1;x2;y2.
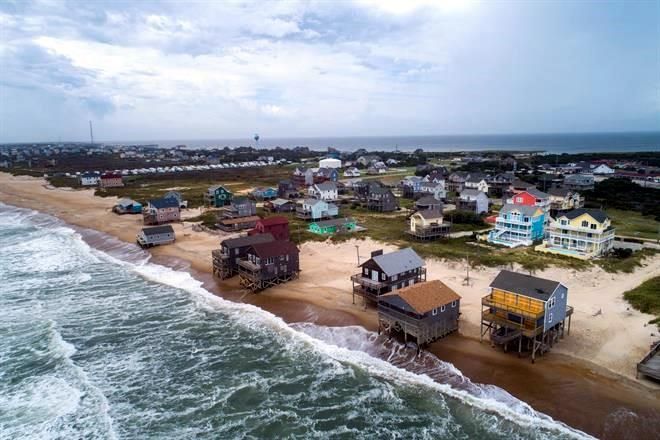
149;197;180;209
489;270;562;301
221;233;274;249
141;225;174;236
369;248;424;276
500;204;541;217
561;208;608;223
249;240;299;258
381;280;461;315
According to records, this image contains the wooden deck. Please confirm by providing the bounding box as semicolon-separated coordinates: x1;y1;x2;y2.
637;342;660;381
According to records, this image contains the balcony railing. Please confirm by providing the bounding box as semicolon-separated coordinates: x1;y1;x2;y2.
351;274;387;289
481;295;545;321
238;259;261;272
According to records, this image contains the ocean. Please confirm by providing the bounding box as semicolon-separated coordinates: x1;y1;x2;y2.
0;203;590;440
108;131;660;153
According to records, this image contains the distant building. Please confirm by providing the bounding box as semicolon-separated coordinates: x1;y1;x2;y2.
292;167;315;187
507;188;551;215
99;172;124;188
316;167;339;182
415;195;443;212
204;185;233;207
379;280;461;347
344;167;361;177
223;196;257;218
536;209;614;259
308;181;338;201
308;217;357;235
319;158;342;169
113;198;142;214
296;198;339;221
250;187;278;200
264;198;296;213
457;189;489;215
464;174;489;194
487;204;545;247
137;225;175;248
80;172;100;186
367;187;398;212
418;181;446;200
277;179;299;199
592;164;615;175
563;174;594;192
547;187;584;213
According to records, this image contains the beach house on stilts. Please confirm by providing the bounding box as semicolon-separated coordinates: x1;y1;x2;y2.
378;280;461;351
480;270;573;362
238;240;300;292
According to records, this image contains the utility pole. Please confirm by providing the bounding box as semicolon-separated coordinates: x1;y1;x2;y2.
355;244;360;267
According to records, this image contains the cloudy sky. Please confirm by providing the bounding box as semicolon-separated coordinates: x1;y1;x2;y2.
0;0;658;142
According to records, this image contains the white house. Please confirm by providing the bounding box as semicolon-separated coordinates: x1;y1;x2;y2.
319;158;342;169
464;175;489;193
592;164;615;175
343;167;361;177
419;181;446;200
80;172;100;186
458;189;489;214
308;182;338;201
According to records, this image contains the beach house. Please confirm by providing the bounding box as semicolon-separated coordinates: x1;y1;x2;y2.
418;181;446;200
204;185;233;207
292;167;314;187
136;225;175;248
238;240;300;292
308;217;357;235
344;167;361;178
113;198;142;214
143;197;181;225
378;280;461;348
457;189;489;215
367;187;399;212
563;174;595;191
407;209;451;241
278;179;299;199
415;195;443;212
99;172;124;188
447;172;470;192
223;196;257;218
481;270;573;362
79;172;100;186
507;188;551;214
535;209;614;259
487;204;545;247
464;174;489;194
401;176;423;198
296;198;339;221
264;198;296;213
212;233;275;279
308;182;338;201
250;216;290;241
316;167;339;182
216;215;260;232
250;187;278;200
547;187;584;213
351;248;426;303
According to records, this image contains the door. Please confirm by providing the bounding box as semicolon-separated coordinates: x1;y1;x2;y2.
371;270;379;282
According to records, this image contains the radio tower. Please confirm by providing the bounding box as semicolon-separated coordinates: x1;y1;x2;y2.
89;120;95;145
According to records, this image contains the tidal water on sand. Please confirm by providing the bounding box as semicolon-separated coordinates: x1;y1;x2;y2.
0;204;591;439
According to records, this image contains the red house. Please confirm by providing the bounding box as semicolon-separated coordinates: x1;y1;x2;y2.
507;188;550;211
99;172;124;188
249;216;290;241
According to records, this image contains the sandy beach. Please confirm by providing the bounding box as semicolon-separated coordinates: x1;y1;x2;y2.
1;172;659;437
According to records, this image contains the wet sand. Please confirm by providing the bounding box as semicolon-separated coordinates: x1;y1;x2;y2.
2;172;660;438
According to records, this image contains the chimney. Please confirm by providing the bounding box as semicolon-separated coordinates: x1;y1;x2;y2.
371;250;383;258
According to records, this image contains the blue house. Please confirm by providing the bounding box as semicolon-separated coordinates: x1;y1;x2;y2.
295;198;339;221
316;167;339;182
251;187;278;200
488;204;545;247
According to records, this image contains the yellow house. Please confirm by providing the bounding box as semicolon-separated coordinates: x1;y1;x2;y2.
407;209;451;241
535;208;614;259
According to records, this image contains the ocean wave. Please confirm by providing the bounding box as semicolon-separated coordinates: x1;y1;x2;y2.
1;202;592;439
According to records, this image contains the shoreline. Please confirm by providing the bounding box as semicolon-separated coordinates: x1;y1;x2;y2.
1;172;659;438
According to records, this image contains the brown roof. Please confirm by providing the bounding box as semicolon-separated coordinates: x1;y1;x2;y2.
219;215;260;225
382;280;461;314
249;240;299;258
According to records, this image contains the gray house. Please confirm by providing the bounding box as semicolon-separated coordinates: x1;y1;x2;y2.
224;196;257;218
351;248;426;303
136;225;175;248
212;233;275;279
367;187;399;212
378;280;461;348
457;189;489;214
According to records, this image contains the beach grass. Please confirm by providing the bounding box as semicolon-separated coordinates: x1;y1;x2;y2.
606;209;660;241
623;276;660;327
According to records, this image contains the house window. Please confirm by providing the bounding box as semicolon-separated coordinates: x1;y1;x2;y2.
432;308;438;316
381;273;386;281
560;219;567;225
581;220;588;227
590;224;597;230
440;305;446;312
516;197;522;203
451;301;457;308
363;268;368;275
548;312;553;324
